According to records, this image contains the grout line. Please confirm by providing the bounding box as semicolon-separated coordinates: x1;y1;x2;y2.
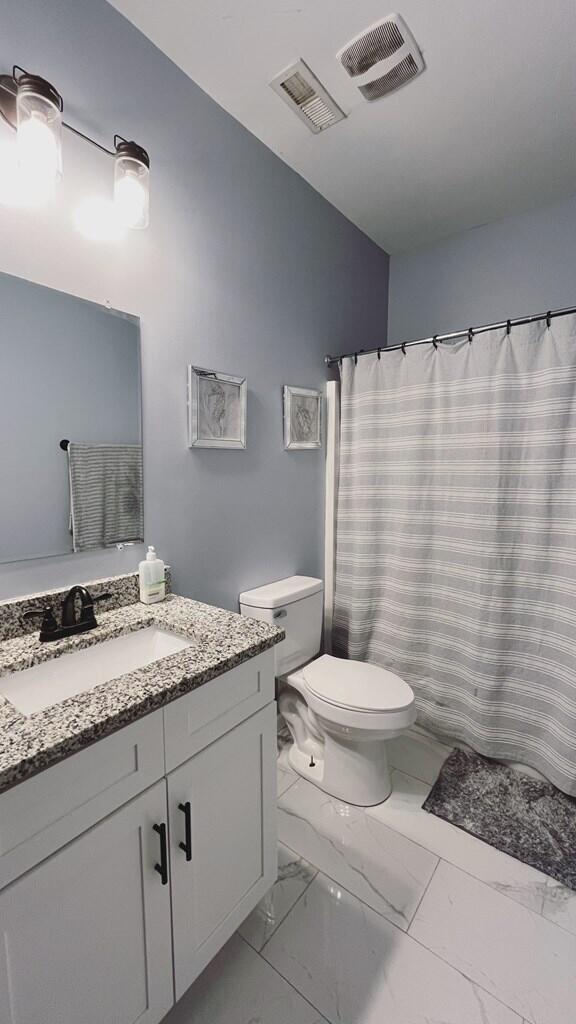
279;754;572;932
281;772;549;922
405;855;440;929
404;857;538;1022
389;762;440;786
276;838;425;935
283;836;564;1022
236;932;330;1023
277;772;299;799
259;859;318;955
367;791;557;922
252;861;526;1024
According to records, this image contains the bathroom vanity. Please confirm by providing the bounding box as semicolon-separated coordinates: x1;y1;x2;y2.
0;575;283;1024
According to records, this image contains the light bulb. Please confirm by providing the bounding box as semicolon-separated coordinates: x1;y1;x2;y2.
114;140;150;229
17;114;60;202
74;197;125;242
114;172;147;229
15;72;63;203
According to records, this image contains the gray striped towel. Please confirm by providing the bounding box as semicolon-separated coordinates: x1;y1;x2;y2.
68;443;144;552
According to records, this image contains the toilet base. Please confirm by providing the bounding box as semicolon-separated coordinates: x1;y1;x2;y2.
286;730;393;807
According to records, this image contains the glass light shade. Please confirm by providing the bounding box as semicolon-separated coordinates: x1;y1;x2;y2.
16;74;62;202
114;144;149;229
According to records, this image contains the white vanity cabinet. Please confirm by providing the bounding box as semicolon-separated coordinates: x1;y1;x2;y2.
0;780;173;1024
0;648;277;1024
168;702;276;998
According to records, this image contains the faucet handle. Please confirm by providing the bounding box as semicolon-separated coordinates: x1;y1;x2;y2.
22;605;58;640
92;591;112;604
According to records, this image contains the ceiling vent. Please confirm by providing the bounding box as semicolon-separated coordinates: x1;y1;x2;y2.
337;14;424;101
270;59;346;134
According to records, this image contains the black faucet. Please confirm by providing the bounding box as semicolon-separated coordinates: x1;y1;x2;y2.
22;587;112;643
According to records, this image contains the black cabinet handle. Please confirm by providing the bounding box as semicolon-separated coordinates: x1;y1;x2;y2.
178;801;192;862
153;822;169;885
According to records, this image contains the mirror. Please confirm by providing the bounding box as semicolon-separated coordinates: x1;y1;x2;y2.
0;272;142;564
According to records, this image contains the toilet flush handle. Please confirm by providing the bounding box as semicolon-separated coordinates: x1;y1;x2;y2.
273;608;287;619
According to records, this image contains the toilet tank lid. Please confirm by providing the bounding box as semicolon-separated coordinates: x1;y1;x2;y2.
239;575;323;609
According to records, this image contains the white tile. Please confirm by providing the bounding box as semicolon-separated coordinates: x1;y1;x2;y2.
541;878;576;937
278;777;438;929
263;872;520;1024
162;932;326;1024
367;769;550;914
409;860;576;1024
386;728;453;784
239;843;317;952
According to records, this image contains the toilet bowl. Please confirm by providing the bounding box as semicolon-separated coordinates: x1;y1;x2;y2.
239;576;416;807
279;654;415;805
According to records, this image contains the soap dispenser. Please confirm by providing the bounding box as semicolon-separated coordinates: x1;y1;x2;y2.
139;546;166;604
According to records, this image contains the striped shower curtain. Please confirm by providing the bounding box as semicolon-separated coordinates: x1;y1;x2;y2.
333;315;576;796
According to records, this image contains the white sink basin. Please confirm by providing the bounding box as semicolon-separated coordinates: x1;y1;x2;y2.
0;627;193;716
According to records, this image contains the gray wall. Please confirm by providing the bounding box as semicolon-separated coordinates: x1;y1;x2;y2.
0;0;389;604
388;194;576;345
0;273;140;563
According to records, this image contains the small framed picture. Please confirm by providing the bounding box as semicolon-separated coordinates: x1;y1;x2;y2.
283;386;323;450
187;366;247;449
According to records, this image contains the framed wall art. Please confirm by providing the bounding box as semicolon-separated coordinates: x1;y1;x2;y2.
187;366;247;449
283;385;322;450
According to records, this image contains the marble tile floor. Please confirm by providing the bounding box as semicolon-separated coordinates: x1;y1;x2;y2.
165;731;576;1024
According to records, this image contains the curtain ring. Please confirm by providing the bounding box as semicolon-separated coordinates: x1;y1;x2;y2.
401;342;406;356
546;311;552;328
377;347;381;360
432;335;438;350
468;328;473;344
506;320;512;335
354;352;358;365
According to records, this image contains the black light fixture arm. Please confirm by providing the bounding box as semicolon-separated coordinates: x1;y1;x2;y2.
62;121;115;158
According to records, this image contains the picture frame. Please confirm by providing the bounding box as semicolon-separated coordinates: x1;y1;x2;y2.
283;385;323;450
187;366;247;449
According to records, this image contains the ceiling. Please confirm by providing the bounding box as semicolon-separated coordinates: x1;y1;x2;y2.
109;0;576;253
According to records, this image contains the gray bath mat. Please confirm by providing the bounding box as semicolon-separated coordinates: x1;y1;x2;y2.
423;748;576;890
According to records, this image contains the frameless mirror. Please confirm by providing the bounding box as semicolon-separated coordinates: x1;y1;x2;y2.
0;272;142;564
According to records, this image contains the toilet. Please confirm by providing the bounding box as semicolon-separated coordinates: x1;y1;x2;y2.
239;575;416;806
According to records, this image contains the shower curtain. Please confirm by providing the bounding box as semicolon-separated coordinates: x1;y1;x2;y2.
333;315;576;796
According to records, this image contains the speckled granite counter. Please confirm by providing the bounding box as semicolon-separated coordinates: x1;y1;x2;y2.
0;594;283;795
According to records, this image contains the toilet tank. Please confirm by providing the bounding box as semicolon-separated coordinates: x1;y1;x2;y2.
239;576;323;676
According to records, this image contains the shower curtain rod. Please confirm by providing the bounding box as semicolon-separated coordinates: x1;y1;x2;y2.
324;303;576;367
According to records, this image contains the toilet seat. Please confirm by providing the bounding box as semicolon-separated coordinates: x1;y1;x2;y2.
302;654;414;714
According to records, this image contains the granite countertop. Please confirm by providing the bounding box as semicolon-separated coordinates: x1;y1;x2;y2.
0;595;283;795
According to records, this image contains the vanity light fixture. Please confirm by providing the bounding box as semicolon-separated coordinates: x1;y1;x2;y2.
114;137;150;229
14;68;63;202
0;66;150;229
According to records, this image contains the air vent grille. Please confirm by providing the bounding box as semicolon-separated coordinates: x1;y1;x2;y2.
359;54;420;101
340;21;404;78
280;71;315;107
336;15;424;102
270;60;345;134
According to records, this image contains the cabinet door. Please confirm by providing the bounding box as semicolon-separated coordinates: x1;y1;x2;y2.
168;702;277;999
0;780;173;1024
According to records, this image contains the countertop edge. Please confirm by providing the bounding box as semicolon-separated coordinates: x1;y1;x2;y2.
0;595;283;796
